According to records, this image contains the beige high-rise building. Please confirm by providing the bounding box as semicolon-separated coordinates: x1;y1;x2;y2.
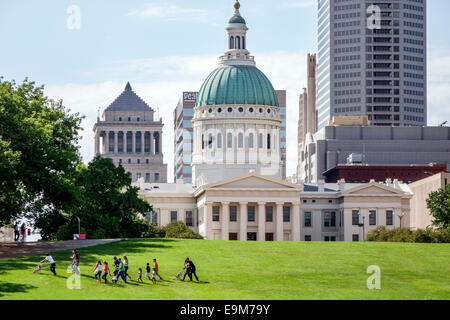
93;82;167;183
297;54;318;180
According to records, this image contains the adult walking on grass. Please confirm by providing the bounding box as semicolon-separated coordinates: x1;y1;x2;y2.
40;253;56;275
93;260;102;282
118;258;127;283
182;257;199;282
152;258;163;280
123;256;131;281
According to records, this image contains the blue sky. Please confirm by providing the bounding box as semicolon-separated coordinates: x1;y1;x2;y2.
1;0;450;181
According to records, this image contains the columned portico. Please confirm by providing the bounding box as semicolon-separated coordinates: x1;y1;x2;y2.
257;202;266;241
239;202;247;241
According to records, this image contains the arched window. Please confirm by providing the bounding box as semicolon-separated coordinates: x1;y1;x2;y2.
227;132;233;148
267;134;271;150
258;133;263;148
235;36;241;49
217;133;222;148
238;133;244;148
242;36;246;49
249;133;254;148
230;36;234;49
208;134;213;149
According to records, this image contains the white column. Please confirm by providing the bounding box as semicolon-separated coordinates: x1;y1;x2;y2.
94;131;100;155
114;131;118;154
205;202;212;240
257;202;266;241
132;131;136;154
239;202;248;241
105;131;110;154
222;202;230;241
292;202;300;241
148;131;153;154
276;202;284;241
124;132;128;154
141;131;145;154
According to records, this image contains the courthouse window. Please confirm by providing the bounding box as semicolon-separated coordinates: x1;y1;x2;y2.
283;206;290;222
369;210;377;226
213;206;220;221
247;206;255;222
266;206;273;222
386;210;393;226
230;206;237;222
186;211;193;226
352;210;360;225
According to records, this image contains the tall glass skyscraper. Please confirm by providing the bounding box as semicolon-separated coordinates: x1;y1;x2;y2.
317;0;427;130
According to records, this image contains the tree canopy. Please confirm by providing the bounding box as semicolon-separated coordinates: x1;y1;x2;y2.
426;184;450;230
0;78;82;227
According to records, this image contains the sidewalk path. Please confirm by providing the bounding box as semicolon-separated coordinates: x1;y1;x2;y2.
0;239;121;260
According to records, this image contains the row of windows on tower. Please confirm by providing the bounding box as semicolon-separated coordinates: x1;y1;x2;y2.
119;158;153;165
201;133;273;150
135;172;159;183
107;131;160;154
229;35;246;50
118;117;142;122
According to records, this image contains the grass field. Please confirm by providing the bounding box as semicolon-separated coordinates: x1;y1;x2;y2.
0;239;449;300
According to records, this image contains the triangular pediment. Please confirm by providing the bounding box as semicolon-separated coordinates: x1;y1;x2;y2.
343;182;404;195
204;172;302;190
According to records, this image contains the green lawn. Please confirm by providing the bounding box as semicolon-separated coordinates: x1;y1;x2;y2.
0;239;449;300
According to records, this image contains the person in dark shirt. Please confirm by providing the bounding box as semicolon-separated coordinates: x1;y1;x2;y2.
182;257;199;282
13;222;19;242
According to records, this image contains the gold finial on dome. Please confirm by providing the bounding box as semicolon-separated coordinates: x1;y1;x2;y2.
234;1;240;10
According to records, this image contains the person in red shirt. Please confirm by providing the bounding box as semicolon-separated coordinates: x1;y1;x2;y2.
152;258;163;280
101;261;111;284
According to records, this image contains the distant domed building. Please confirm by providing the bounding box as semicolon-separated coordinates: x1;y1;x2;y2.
192;1;282;185
133;1;412;243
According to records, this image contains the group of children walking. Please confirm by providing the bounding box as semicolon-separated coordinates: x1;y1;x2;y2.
34;251;199;285
92;256;163;285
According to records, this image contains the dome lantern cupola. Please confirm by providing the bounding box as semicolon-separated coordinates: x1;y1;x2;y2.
222;1;254;67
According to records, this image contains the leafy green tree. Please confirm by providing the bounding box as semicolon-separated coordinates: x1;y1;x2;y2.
0;78;83;227
426;184;450;230
64;156;152;239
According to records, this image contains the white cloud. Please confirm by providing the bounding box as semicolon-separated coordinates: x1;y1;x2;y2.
126;3;217;24
427;48;450;126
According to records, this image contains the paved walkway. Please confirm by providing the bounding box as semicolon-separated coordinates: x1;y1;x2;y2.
0;239;121;260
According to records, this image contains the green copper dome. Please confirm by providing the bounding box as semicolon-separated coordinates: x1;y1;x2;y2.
195;65;279;107
229;15;246;24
